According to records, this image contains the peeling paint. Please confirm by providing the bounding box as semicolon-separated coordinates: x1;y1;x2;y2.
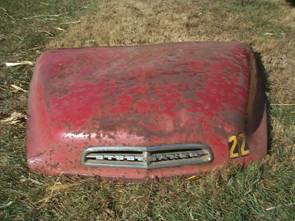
26;42;267;179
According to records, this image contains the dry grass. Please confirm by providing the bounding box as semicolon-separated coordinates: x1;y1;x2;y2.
1;0;295;220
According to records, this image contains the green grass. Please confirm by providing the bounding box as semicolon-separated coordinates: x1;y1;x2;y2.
0;0;294;220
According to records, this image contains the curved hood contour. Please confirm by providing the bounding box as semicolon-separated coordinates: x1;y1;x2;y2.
26;42;267;179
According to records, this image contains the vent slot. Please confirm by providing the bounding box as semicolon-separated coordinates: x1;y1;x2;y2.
82;144;213;169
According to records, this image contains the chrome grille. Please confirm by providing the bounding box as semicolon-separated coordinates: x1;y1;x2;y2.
81;144;213;169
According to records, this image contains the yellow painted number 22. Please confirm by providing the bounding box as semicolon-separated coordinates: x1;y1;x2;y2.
228;133;250;159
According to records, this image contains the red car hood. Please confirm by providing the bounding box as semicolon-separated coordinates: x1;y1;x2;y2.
26;42;267;179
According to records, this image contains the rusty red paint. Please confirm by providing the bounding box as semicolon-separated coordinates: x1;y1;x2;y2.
26;42;267;179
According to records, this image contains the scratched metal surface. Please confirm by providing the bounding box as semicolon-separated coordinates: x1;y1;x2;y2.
26;42;267;179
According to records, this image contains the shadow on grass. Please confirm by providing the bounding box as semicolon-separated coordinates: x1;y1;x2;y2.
285;0;295;7
254;52;272;154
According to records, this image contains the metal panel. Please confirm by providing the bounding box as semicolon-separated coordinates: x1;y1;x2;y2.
26;42;267;179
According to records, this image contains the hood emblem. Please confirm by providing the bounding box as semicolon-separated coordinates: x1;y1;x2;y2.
81;144;213;169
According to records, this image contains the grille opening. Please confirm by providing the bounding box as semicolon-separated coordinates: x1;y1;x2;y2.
150;147;203;154
87;151;142;154
85;151;144;162
82;144;213;169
